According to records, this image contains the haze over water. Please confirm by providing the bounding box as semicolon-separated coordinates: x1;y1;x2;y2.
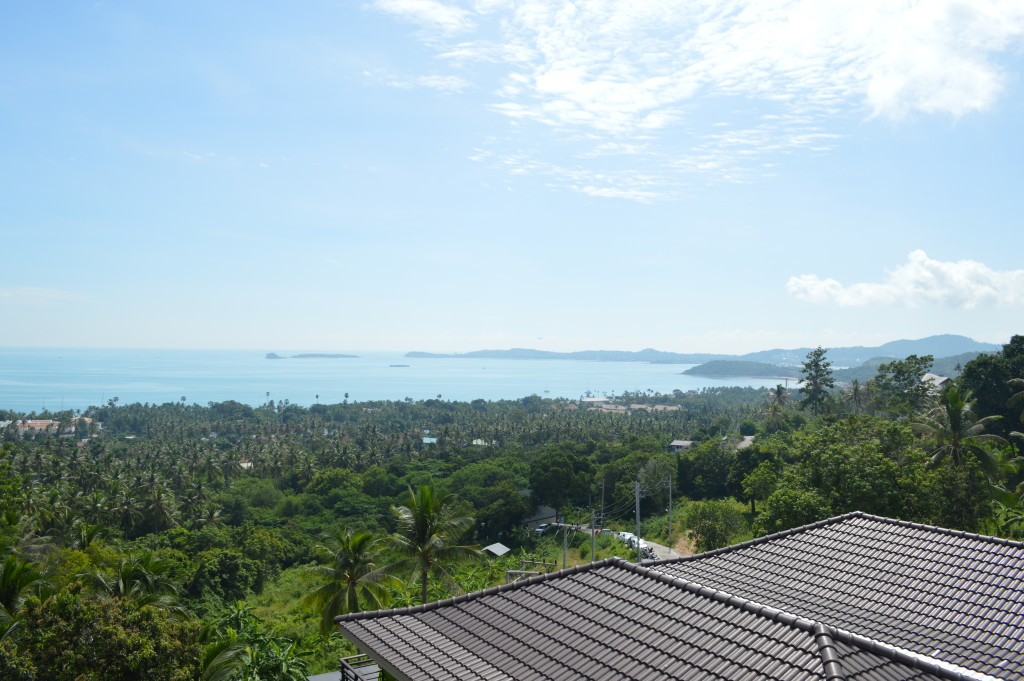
0;348;786;413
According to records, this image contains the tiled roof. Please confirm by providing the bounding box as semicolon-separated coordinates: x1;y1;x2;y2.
338;557;963;681
653;511;1024;679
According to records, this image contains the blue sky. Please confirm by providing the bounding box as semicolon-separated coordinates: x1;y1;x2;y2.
2;1;1023;354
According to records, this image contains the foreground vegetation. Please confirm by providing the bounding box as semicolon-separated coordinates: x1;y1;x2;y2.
1;335;1022;679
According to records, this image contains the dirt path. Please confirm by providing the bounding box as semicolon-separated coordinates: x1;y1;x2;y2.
673;534;696;557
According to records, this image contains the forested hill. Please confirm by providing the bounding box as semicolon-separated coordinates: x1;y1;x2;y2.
741;334;998;366
407;335;998;366
832;352;984;382
682;361;800;378
686;352;984;380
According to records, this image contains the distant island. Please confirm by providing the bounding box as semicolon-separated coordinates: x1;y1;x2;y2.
406;335;998;367
265;352;359;359
682;360;799;379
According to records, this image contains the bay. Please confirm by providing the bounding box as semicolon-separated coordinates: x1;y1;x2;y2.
0;347;787;413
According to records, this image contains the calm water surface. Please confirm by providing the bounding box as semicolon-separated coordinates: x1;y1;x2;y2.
0;348;785;413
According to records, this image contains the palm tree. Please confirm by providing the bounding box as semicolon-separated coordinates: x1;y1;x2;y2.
992;485;1024;535
761;384;790;433
0;554;48;632
40;503;75;542
113;491;143;537
913;384;1007;477
762;402;786;433
301;529;394;635
768;384;789;408
1009;378;1023;435
190;505;223;531
77;489;110;526
209;601;309;680
297;454;318;486
84;550;186;617
391;485;482;605
845;379;867;414
246;636;309;681
200;456;220;485
217;455;242;489
67;522;111;550
143;485;178;533
198;626;249;681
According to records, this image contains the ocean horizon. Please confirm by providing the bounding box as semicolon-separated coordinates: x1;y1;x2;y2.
0;347;786;414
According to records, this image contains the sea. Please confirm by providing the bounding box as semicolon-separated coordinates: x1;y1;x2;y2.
0;347;787;414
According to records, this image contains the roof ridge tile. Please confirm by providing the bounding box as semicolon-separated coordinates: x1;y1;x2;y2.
335;556;625;623
813;623;846;681
649;512;867;565
852;513;1024;549
649;512;1024;569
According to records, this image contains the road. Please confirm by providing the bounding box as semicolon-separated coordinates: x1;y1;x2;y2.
643;538;682;561
549;523;683;561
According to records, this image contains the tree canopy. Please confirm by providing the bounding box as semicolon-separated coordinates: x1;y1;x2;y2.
799;346;835;415
873;354;934;416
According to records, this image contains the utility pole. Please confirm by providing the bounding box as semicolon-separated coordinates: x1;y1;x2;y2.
592;478;605;563
562;524;568;570
589;489;595;563
635;480;641;553
667;471;673;550
591;507;596;562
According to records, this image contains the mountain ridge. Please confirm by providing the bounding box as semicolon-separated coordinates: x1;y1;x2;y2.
406;334;998;366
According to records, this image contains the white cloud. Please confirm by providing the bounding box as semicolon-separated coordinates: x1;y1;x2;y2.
786;250;1024;308
579;141;651;157
431;0;1024;127
370;0;1024;197
0;287;87;305
415;74;472;92
575;185;662;201
471;146;674;199
370;0;474;35
365;69;471;93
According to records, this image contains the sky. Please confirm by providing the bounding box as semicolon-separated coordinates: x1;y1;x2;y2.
2;0;1023;355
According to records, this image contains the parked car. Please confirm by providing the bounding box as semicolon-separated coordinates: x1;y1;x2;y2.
534;523;550;534
598;528;614;535
623;536;648;550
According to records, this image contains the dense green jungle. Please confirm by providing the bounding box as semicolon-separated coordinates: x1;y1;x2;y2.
1;335;1022;680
